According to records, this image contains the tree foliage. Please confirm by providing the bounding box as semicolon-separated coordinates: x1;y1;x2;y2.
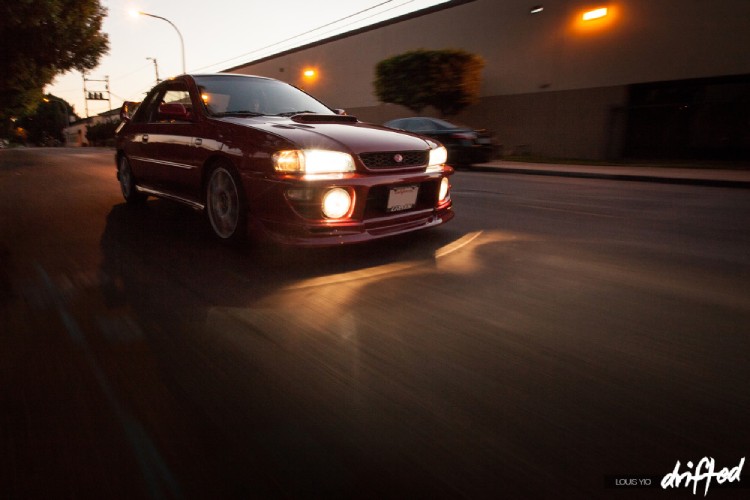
15;94;77;145
0;0;109;130
374;49;485;116
86;120;118;147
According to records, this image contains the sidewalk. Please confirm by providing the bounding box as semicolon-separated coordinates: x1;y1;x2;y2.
471;160;750;188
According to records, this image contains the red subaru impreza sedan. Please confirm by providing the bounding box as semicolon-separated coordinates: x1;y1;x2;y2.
115;73;454;246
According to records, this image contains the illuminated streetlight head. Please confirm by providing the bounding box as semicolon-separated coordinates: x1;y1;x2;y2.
127;9;186;75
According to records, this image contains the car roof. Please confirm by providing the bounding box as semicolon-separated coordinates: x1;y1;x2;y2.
386;117;462;130
189;73;274;81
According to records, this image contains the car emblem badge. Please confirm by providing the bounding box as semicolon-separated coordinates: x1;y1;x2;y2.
394;154;403;163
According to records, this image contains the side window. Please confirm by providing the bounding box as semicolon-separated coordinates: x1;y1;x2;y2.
131;92;158;124
163;89;192;110
135;84;194;124
155;88;193;123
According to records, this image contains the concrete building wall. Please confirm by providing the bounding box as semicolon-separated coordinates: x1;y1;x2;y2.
63;111;120;147
229;0;750;160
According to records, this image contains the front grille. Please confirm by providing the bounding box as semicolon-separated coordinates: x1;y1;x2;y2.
359;151;428;169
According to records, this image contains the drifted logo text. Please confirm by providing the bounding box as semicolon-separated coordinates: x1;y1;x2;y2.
661;456;745;496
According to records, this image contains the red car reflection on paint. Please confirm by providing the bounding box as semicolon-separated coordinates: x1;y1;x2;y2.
115;74;454;246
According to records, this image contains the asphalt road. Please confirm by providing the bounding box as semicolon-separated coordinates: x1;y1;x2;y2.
1;148;749;498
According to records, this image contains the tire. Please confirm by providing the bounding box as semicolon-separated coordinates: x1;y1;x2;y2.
118;155;146;204
206;164;247;242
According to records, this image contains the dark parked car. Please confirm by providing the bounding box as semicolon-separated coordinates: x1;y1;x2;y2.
383;117;495;166
115;74;454;246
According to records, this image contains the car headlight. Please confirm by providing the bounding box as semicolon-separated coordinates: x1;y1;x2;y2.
428;146;448;167
273;149;355;174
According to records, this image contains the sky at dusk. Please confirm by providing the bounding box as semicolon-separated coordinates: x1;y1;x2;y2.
46;0;448;119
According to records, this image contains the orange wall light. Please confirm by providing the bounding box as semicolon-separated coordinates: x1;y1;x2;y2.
572;5;617;32
582;7;608;21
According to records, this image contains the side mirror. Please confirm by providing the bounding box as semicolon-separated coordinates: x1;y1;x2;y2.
334;109;347;116
158;103;192;121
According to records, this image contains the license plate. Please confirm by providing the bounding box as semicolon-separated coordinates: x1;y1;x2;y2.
387;185;419;212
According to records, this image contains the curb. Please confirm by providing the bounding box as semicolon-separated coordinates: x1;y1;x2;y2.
470;165;750;189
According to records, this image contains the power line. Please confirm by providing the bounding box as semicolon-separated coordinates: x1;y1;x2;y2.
111;61;153;82
108;91;129;102
193;0;401;72
284;0;418;54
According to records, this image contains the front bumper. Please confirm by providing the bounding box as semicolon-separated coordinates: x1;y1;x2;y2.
245;168;454;246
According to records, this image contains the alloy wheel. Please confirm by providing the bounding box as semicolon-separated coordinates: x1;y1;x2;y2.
207;167;241;239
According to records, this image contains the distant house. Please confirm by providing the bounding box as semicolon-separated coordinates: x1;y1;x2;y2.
63;109;120;147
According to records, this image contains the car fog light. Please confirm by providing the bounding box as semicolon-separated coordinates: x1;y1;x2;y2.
439;177;450;202
322;188;352;219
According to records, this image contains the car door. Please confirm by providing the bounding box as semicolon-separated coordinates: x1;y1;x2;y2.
123;89;162;188
124;82;202;197
148;84;204;200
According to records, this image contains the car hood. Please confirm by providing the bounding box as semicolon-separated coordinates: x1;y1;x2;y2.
215;114;436;154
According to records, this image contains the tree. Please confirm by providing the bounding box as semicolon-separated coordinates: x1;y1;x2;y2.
0;0;109;133
15;95;77;145
374;49;485;117
86;120;118;147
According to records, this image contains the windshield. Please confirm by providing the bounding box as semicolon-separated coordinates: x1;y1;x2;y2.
428;118;461;130
194;75;333;117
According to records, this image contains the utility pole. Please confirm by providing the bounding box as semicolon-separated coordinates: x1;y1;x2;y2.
82;74;89;118
83;74;112;117
147;57;161;85
105;75;111;111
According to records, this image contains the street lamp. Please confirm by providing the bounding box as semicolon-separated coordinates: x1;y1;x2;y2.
132;11;186;75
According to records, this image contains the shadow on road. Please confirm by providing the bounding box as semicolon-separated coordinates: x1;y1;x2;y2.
100;200;460;298
94;200;480;497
